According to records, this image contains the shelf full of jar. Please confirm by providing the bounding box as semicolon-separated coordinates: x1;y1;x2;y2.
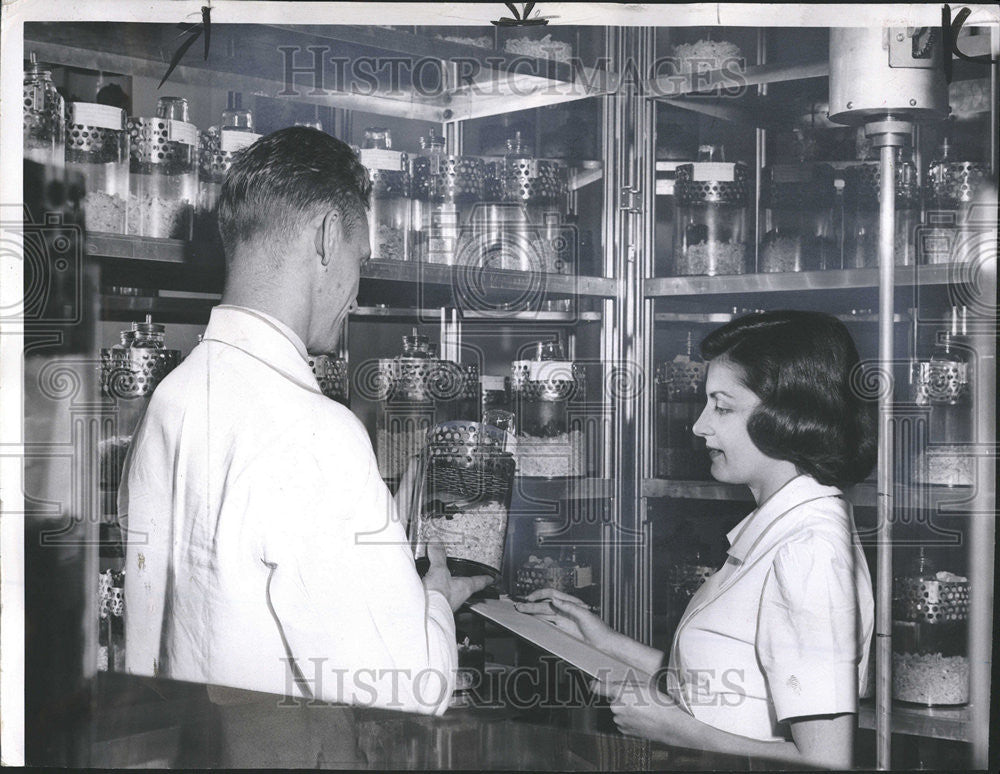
641;479;975;510
24;23;614;124
101;291;606;326
644;262;977;298
86;234;621;298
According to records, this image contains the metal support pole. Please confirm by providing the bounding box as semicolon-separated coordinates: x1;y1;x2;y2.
866;116;911;771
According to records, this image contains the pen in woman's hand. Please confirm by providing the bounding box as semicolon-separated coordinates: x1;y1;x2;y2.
508;593;600;614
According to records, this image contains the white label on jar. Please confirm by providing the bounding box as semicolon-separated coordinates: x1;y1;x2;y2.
220;130;262;153
360;149;405;171
70;102;124;130
691;162;736;182
655;179;676;196
481;375;506;391
167;120;198;146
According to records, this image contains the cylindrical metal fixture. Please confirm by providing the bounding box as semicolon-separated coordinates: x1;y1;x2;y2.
828;28;948;125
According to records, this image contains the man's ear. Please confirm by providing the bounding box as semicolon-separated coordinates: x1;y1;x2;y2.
317;208;344;267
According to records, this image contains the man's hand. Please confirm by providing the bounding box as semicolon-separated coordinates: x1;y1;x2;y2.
421;543;493;612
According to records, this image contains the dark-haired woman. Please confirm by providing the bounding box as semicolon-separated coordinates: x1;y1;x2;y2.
516;311;875;769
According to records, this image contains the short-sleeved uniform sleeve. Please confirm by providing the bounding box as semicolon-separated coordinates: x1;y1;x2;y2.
756;534;864;721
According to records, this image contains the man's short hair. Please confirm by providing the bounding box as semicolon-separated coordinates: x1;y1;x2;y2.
700;310;878;487
217;126;371;261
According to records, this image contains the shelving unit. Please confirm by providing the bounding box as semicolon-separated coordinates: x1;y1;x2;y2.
24;14;996;770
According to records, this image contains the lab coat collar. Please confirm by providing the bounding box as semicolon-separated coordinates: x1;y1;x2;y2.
202;305;321;393
725;474;843;564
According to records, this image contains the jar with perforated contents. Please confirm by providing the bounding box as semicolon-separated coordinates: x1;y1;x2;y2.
673;160;749;276
127;97;198;239
67;102;129;234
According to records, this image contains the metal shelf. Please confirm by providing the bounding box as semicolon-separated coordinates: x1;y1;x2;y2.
85;236;618;298
653;311;908;324
26;22;611;122
644;264;972;298
362;260;619;297
514;477;613;502
642;480;974;510
353;306;601;323
87;234;191;264
646;60;829;99
858;701;972;743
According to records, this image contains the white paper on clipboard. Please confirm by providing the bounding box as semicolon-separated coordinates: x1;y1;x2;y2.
469;598;650;684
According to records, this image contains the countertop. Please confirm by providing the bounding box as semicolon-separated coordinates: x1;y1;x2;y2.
87;671;800;770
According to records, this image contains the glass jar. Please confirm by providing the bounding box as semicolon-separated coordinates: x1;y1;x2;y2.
375;335;438;480
760;164;838;272
411;130;485;265
410;419;516;579
67;102;129;234
673;161;750;276
510;344;586;478
481;375;509;417
308;354;349;406
23;53;65;169
99;316;181;486
221;92;253;132
913;307;973;486
363;126;391;150
892;551;969;705
843;157;919;268
922;142;991;265
127;99;198;239
360;132;410;262
655;333;710;479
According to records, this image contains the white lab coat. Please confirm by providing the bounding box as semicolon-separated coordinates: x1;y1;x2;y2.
121;306;456;714
667;474;874;741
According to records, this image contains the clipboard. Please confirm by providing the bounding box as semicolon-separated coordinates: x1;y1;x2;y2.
469;597;650;684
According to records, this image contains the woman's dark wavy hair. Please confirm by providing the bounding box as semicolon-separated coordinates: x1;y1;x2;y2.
217;126;371;262
700;310;877;487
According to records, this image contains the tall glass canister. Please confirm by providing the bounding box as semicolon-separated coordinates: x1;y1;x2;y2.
843;155;919;267
673;161;750;276
23;53;65;170
360;128;411;262
67;103;129;234
127;97;198;239
760;163;837;272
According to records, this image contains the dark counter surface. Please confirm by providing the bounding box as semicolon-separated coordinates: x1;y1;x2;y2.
86;671;800;770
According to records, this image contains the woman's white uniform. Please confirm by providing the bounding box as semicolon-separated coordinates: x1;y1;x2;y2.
667;474;874;741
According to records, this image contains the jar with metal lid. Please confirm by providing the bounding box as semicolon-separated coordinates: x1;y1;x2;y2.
921;140;991;265
655;333;710;479
892;550;969;705
308;354;349;406
481;375;509;417
409;414;517;579
67;102;129;234
913;307;973;486
360;128;411;262
127;97;198;239
760;164;838;272
221;92;253;132
374;333;465;480
99;315;181;487
843;155;918;268
411;130;485;265
510;341;586;478
23;53;65;169
673;161;749;276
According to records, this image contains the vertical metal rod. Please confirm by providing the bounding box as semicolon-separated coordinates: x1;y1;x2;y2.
754;29;767;273
874;140;896;771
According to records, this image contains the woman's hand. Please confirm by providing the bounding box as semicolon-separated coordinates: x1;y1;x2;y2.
594;677;685;747
513;588;614;651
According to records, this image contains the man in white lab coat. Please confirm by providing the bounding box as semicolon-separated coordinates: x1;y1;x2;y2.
120;127;491;766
